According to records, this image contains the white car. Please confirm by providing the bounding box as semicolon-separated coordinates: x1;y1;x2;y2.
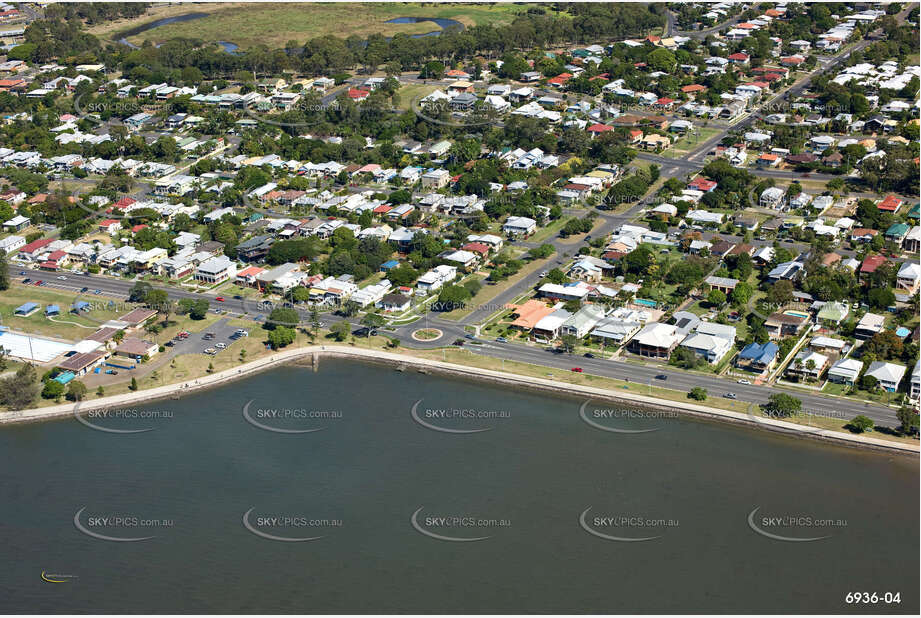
57;276;67;280
215;342;226;350
737;379;752;385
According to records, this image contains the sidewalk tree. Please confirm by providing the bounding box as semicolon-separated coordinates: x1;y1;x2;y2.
847;415;874;434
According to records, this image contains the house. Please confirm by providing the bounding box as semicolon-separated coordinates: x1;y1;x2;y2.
827;358;863;386
2;214;30;232
911;360;921;401
235;265;265;287
628;323;682;359
760;187;785;209
590;314;643;345
194;255;236;284
877;195;902;213
854;313;885;339
502;216;536;238
378;293;411;313
859;255;888;281
903;226;921;253
736;342;779;372
114;337;158;361
420;169;450;189
865;361;907;392
809;336;847;356
640;134;670;151
896;262;921;294
417;265;457;293
704;276;738;295
785;350;829;381
764;312;807;339
679;322;735;364
0;234;25;254
688;177;717;192
816;301;849;326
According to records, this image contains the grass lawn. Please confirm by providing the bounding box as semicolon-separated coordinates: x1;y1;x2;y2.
113;2;531;50
2;284;126;340
661;127;722;158
440;257;550;322
398;83;441;111
528;218;568;244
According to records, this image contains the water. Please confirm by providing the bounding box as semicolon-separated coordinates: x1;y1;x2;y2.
1;360;916;613
384;16;465;38
116;12;210;48
217;41;240;55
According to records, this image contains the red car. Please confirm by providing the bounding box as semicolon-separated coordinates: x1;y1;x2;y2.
215;297;225;302
570;367;583;373
34;280;43;286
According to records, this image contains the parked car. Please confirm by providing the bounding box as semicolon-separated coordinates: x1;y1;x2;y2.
80;287;88;293
93;289;101;295
496;337;508;343
737;379;752;385
215;343;226;350
21;278;31;284
571;367;583;373
215;297;225;302
35;280;43;286
583;353;595;358
724;393;737;400
204;348;217;355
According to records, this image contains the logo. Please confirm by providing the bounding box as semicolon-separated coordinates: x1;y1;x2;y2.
73;506;166;542
410;506;509;542
41;571;77;584
242;400;340;434
241;507;334;542
410;399;509;434
73;401;160;434
578;507;666;542
579;400;661;434
747;506;841;542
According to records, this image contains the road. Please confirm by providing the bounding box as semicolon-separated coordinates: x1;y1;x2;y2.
11;267;903;428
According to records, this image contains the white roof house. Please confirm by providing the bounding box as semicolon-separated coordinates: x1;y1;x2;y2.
865;361;907;392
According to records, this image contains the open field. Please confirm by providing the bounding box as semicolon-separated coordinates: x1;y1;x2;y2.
102;3;530;50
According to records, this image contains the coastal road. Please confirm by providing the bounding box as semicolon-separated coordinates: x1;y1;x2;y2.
10;269;902;428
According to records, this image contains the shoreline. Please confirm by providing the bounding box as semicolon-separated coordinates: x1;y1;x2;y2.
1;345;917;455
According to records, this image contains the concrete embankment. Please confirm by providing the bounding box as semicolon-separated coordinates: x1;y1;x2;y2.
1;346;917;455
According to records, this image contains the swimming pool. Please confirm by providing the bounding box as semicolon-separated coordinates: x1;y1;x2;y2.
782;310;810;319
634;298;657;308
0;331;74;362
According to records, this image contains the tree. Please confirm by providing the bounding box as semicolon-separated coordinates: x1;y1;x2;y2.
764;392;802;418
128;281;152;303
766;280;794;307
0;253;9;291
707;289;726;307
436;285;471;311
0;363;40;409
360;311;385;336
309;306;321;340
42;379;65;400
267;307;300;330
129;377;138;391
330;320;351;342
560;334;579;354
96;385;105;397
848;415;874;434
688;387;708;401
896;407;918;436
267;326;296;350
66;380;87;402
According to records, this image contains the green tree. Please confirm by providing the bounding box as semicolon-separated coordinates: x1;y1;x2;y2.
0;363;40;409
0;253;9;291
436;285;471;311
896;407;918;436
330;320;351;342
360;311;385;336
66;380;87;402
129;377;138;391
707;289;727;307
848;415;874;434
762;393;801;418
688;387;708;401
267;307;300;330
267;326;296;350
42;380;66;400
